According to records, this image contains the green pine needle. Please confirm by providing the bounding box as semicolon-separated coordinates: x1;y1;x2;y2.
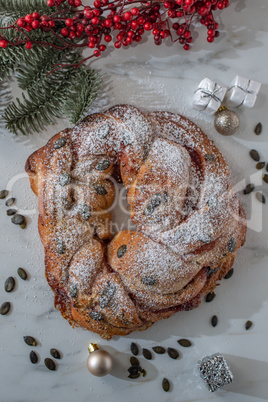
62;68;102;125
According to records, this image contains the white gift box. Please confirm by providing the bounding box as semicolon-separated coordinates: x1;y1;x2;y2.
193;78;227;115
225;75;261;109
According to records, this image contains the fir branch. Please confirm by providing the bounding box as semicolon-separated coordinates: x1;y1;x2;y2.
0;0;54;19
62;69;102;125
15;48;82;91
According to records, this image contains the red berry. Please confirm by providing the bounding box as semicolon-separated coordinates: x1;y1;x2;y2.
131;20;138;30
184;30;191;39
76;23;84;32
99;44;106;51
113;15;121;23
123;11;132;21
84;8;93;19
207;29;215;36
61;27;69;36
47;0;54;6
74;0;82;6
143;22;152;31
17;18;25;27
32;20;40;29
207;35;214;42
25;14;33;24
135;35;142;42
104;34;112;42
114;41;121;48
104;19;113;28
137;17;145;25
65;18;74;27
32;12;40;20
183;44;190;50
198;6;208;15
69;31;76;39
24;24;32;32
131;7;139;16
91;17;99;25
0;39;8;48
114;22;122;29
48;20;55;28
25;41;33;49
94;49;101;57
184;0;193;5
88;41;95;48
94;0;102;8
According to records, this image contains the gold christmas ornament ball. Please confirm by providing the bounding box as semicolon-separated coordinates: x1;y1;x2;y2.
214;108;240;136
87;344;113;377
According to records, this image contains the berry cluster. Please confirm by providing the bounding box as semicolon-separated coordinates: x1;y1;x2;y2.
0;0;229;60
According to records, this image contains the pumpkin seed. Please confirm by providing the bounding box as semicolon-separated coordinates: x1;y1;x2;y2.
23;336;37;346
5;277;15;292
130;342;139;356
78;203;91;220
44;358;56;371
177;338;192;348
211;315;218;327
228;237;236;253
141;369;146;377
69;283;78;298
144;194;162;216
130;356;140;366
0;302;10;315
0;190;8;199
11;214;25;225
117;244;127;258
128;365;142;375
256;162;265;170
224;268;234;279
59;173;71;186
162;378;170;392
254;122;262;135
141;277;156;286
263;174;268;184
200;233;211;244
152;346;166;354
256;192;266;204
94;184;107;195
97;123;110;139
142;348;152;360
245;320;253;330
5;197;15;207
128;372;140;379
56;239;66;254
205;154;215;161
89;311;103;321
249;149;260;162
30;350;38;364
95;160;111;171
50;348;61;359
17;267;27;280
6;209;17;216
54;137;67;149
99;283;116;308
205;292;216;303
243;183;255;194
167;348;179;360
20;222;27;229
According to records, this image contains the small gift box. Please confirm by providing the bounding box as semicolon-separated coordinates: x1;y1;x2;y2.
198;353;234;392
225;75;261;109
193;78;227;115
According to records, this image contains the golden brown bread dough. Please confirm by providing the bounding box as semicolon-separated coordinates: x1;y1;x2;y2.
25;105;247;339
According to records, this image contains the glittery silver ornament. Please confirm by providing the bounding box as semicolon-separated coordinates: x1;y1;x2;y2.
214;108;240;136
198;353;234;392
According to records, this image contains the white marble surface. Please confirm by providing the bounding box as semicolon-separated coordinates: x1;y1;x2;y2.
1;1;268;401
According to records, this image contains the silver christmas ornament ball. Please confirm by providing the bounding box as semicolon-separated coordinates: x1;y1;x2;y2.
87;344;113;377
214;109;240;136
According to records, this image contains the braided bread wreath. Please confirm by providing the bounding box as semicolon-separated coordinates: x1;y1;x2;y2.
25;105;247;339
